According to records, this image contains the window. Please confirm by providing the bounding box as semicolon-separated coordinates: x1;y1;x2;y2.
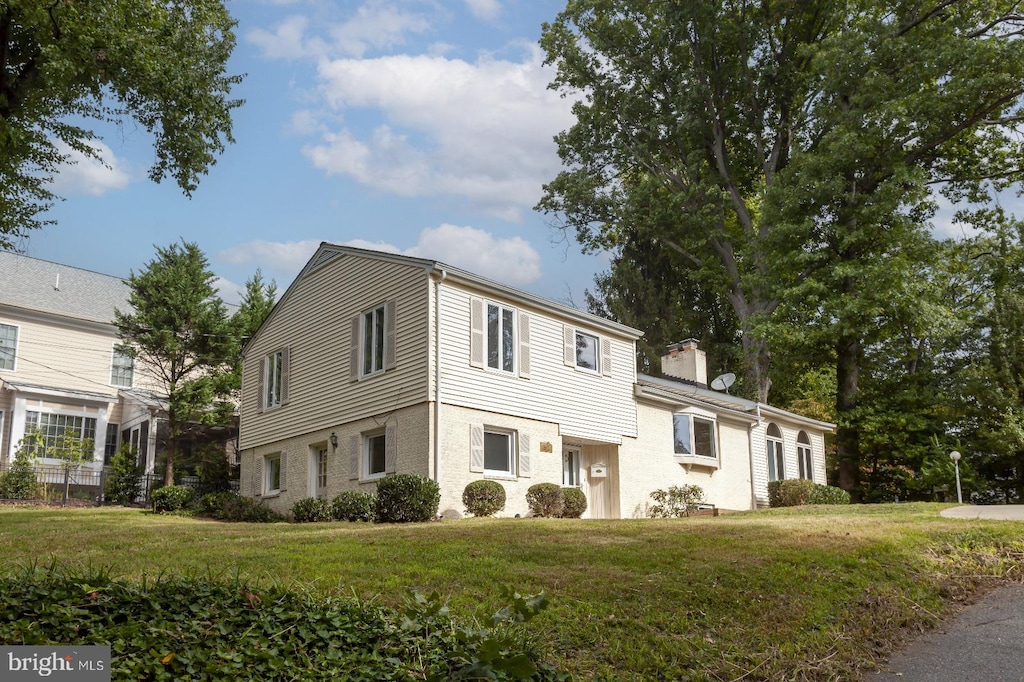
312;447;328;494
104;423;119;463
487;303;515;373
110;345;134;387
575;331;599;372
766;423;784;482
264;350;284;408
673;414;717;459
563;448;580;486
363;305;386;376
265;454;282;495
797;431;813;480
365;432;386;479
24;411;97;457
0;323;16;370
484;429;515;476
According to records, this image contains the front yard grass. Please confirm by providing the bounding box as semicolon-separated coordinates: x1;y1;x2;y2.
2;503;1022;680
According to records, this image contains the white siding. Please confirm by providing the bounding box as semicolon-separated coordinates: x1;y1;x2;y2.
239;255;431;450
436;283;637;445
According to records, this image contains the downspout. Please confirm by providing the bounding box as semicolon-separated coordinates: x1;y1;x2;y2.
747;403;762;510
433;269;447;485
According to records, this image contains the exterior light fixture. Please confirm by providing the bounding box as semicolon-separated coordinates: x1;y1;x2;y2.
329;432;339;449
949;450;962;504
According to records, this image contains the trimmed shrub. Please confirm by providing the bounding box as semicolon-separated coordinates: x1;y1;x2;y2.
332;491;376;522
463;480;506;517
1;450;39;500
151;484;195;513
374;474;440;523
767;479;817;508
560;487;587;518
648;485;706;518
526;483;564;518
292;497;332;522
104;443;141;506
196;492;284;522
809;483;851;505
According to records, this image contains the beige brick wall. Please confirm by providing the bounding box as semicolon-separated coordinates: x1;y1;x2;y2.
618;402;756;517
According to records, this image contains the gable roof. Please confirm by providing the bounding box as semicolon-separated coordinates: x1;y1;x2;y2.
636;373;836;431
0;252;130;325
246;242;643;355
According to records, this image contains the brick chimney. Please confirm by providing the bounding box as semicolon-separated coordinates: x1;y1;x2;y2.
661;338;708;387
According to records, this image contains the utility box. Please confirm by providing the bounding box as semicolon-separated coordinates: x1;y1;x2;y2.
590;464;607;478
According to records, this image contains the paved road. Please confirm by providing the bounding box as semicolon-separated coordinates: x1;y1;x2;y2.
869;505;1024;681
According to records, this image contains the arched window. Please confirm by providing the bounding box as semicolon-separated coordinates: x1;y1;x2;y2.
797;431;813;480
766;423;784;482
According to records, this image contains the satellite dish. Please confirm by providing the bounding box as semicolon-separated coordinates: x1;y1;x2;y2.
710;372;736;393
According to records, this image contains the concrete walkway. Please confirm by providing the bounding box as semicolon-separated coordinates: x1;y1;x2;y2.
940;504;1024;521
869;505;1024;681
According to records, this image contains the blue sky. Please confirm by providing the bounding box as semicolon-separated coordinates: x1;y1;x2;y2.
26;0;601;307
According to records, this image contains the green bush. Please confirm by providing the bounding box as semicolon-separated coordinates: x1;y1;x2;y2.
462;480;506;517
809;483;851;505
374;474;440;523
331;491;376;522
1;449;39;500
648;485;706;518
151;485;195;513
104;443;141;506
292;497;332;522
560;488;587;518
196;492;284;523
0;567;563;681
526;483;564;518
767;479;817;507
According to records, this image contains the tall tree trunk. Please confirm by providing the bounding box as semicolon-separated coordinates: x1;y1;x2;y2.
741;332;772;402
836;331;861;501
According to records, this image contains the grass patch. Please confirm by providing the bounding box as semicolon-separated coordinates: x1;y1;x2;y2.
1;503;1022;679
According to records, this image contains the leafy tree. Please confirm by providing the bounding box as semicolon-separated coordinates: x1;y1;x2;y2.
0;0;243;247
1;438;39;499
105;442;142;506
540;0;1024;498
114;241;235;486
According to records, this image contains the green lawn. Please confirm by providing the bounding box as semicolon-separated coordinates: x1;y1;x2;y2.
2;503;1022;680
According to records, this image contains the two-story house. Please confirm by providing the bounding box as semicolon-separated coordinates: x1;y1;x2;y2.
0;252;231;476
238;244;832;518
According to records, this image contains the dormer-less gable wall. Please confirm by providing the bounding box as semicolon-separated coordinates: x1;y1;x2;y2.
239;253;431;450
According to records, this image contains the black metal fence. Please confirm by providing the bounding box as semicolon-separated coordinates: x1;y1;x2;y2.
0;464;237;507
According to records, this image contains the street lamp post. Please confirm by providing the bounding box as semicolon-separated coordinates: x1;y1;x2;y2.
949;450;963;504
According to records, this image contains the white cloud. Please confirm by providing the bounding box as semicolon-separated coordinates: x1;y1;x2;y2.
247;2;430;60
49;140;131;197
303;48;574;220
407;223;541;285
464;0;501;21
218;239;322;273
219;225;542;289
213;276;246;307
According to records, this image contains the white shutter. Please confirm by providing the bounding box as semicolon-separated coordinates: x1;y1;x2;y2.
254;457;263;496
385;421;398;474
518;433;531;478
280;347;291;403
601;338;612;377
349;315;360;381
257;356;266;412
469;298;484;368
349;435;360;480
279;453;287;491
470;424;484;473
518;313;531;379
563;325;576;367
384;299;397;370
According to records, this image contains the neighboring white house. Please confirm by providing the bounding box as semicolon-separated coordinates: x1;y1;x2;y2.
0;252;233;474
237;243;833;519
